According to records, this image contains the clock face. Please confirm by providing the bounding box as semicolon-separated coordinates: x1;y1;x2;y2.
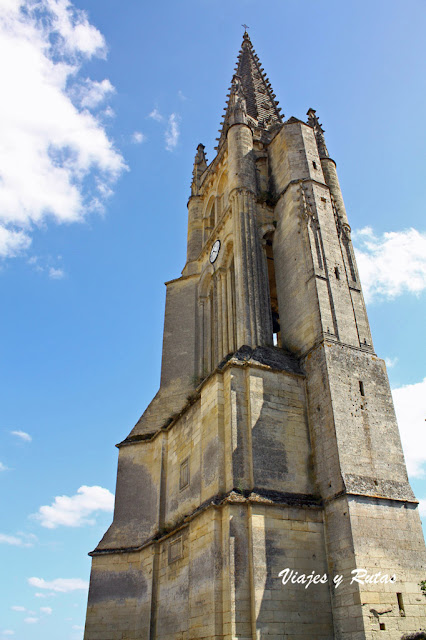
209;239;221;264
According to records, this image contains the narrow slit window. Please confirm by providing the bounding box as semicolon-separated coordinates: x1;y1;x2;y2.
264;231;281;347
179;457;190;490
397;593;405;616
312;160;317;170
359;380;365;397
334;266;340;280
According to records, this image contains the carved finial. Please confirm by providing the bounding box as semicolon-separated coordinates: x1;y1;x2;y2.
191;143;207;195
307;108;329;158
228;74;248;126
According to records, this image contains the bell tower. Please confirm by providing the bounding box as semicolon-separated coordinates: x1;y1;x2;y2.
84;33;426;640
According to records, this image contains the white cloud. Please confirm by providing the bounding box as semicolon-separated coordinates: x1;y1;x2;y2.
24;618;38;624
0;227;31;258
165;113;180;152
72;78;115;109
11;606;26;612
102;106;115;118
72;626;84;631
34;592;55;598
0;0;126;259
0;533;34;547
384;357;398;369
39;0;106;58
2;631;15;636
28;577;88;593
392;377;426;478
34;485;114;528
0;462;9;472
11;430;32;442
131;131;145;144
48;267;65;279
28;255;65;278
148;108;163;122
40;607;52;615
419;499;426;517
177;90;187;101
353;227;426;303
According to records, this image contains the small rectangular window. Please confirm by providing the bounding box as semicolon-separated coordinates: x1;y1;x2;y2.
359;380;365;397
312;160;317;170
168;537;182;564
379;623;386;631
179;457;190;490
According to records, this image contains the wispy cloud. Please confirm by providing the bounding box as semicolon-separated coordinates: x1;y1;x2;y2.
0;462;9;472
131;131;146;144
24;618;38;624
11;606;26;612
28;577;88;593
392;377;426;478
0;0;126;260
165;113;180;152
0;533;35;547
48;267;65;280
148;108;163;122
177;90;187;101
71;78;115;109
33;485;114;528
2;631;15;636
419;499;426;517
40;607;52;615
353;227;426;303
0;228;31;258
11;430;32;443
27;256;65;279
384;357;398;369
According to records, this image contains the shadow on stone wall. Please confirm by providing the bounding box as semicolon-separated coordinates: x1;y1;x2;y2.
228;353;333;638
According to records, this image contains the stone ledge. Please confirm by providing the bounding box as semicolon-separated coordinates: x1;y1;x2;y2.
117;345;304;447
89;487;323;557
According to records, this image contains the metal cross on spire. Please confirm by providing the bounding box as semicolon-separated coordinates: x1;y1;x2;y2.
242;24;249;33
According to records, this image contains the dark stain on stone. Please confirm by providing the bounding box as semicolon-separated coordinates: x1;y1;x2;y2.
252;416;288;483
88;568;147;605
203;438;219;487
229;513;248;591
99;457;158;548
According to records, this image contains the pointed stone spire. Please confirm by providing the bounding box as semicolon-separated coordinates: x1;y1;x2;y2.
191;143;207;195
307;108;329;158
216;32;283;149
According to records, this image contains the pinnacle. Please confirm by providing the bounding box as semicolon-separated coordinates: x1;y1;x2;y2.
215;35;283;150
306;108;329;158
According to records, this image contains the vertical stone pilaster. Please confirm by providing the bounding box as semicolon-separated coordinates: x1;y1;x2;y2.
216;271;224;362
220;268;228;357
227;120;272;348
231;187;272;348
198;297;205;379
226;267;235;353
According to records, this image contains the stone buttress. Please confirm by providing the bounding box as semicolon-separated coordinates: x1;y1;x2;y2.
84;33;426;640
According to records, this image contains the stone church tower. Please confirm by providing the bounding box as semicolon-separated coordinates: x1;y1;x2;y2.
84;34;426;639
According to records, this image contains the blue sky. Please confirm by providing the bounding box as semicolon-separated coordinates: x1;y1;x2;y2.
0;1;425;638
